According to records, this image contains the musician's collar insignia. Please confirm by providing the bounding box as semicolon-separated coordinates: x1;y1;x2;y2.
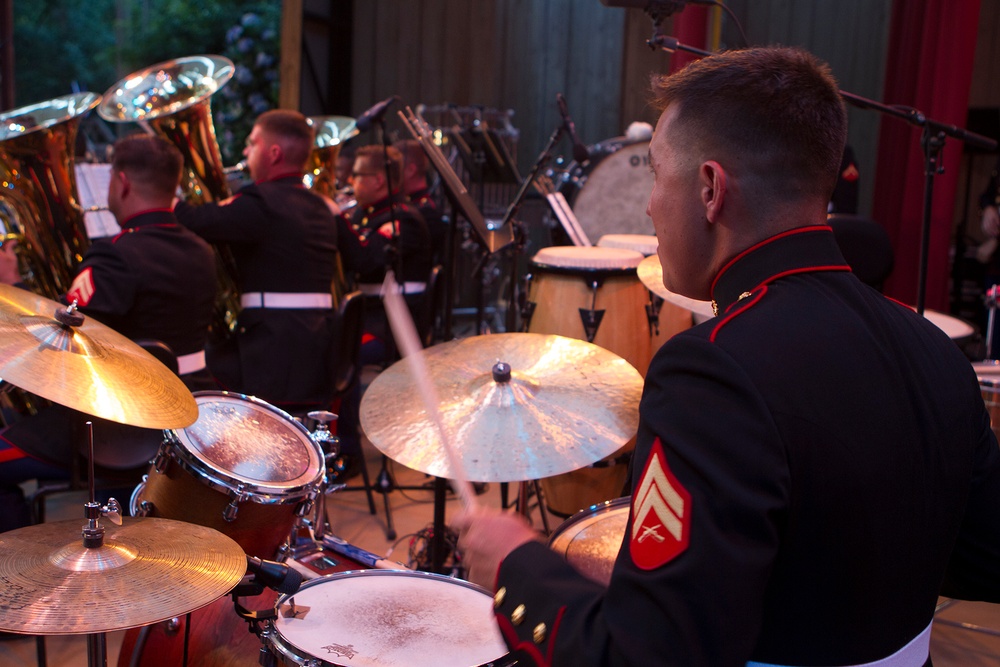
630;437;691;570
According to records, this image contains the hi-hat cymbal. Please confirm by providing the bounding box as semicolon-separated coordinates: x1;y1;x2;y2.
359;333;643;483
0;517;246;634
0;284;198;429
637;255;715;318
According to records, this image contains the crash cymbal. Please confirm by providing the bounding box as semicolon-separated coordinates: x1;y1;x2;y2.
637;255;715;318
0;517;246;634
0;284;197;429
360;333;643;483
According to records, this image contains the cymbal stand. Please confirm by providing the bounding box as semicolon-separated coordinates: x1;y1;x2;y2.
500;104;566;333
78;419;123;667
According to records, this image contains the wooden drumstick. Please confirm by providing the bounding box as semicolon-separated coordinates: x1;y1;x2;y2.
381;272;479;511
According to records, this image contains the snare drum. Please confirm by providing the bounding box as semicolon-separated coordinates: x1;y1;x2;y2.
559;137;654;244
267;570;512;667
548;497;630;586
130;391;324;560
117;543;367;667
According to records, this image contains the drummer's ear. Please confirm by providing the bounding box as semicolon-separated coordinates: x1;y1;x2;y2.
700;160;726;223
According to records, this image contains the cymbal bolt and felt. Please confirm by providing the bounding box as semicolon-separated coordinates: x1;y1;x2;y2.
492;361;512;383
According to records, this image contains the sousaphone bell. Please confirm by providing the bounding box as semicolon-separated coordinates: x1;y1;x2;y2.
98;55;241;337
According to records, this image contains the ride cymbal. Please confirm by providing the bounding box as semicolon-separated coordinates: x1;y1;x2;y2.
0;284;198;429
0;517;246;634
359;333;643;483
637;255;715;318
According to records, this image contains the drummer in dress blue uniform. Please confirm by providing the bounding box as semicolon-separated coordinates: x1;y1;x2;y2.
455;47;1000;667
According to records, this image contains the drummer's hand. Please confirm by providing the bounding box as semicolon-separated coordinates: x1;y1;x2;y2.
0;239;20;285
983;205;1000;238
453;505;540;589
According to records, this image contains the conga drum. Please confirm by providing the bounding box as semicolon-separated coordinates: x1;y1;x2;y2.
525;246;646;517
597;234;694;365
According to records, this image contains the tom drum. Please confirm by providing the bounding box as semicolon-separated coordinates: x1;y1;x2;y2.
548;497;630;586
130;391;324;560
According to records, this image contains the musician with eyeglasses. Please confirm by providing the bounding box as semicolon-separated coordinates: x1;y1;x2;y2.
174;109;341;409
337;144;432;359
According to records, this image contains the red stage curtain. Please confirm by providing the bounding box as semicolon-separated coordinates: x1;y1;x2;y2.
872;0;981;309
669;6;709;73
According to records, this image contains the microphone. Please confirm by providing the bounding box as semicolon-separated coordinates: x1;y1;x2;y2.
245;555;303;595
355;95;401;133
556;93;590;164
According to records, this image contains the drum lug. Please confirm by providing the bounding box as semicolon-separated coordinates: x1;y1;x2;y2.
224;486;248;522
152;447;170;474
296;497;314;518
579;308;606;343
162;617;181;636
129;476;152;517
646;293;663;336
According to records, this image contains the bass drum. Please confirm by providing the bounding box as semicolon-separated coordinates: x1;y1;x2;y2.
559;137;654;245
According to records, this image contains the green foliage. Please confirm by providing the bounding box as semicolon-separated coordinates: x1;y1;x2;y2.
13;0;281;163
13;0;117;105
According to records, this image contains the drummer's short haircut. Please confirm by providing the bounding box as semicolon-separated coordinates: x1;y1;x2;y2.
112;134;183;198
650;46;847;205
255;109;316;170
356;144;404;191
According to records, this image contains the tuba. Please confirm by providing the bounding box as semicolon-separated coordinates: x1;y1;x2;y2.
98;55;241;337
0;92;100;298
305;115;358;195
0;92;101;425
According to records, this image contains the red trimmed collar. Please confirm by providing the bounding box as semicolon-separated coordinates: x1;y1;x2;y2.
255;171;306;186
119;207;175;228
710;225;851;314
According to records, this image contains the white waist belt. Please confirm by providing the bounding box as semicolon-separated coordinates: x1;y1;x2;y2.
177;350;206;375
358;281;426;296
747;620;932;667
240;292;333;309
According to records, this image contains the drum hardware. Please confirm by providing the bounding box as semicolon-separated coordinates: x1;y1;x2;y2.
647;293;664;336
519;271;536;329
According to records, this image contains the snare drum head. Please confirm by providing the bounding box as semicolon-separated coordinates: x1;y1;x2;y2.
548;497;630;586
175;392;322;492
273;571;507;667
566;138;654;244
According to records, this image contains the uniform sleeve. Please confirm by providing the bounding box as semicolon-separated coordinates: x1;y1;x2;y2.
940;401;1000;601
493;333;789;667
64;240;135;325
336;214;387;277
174;191;270;244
